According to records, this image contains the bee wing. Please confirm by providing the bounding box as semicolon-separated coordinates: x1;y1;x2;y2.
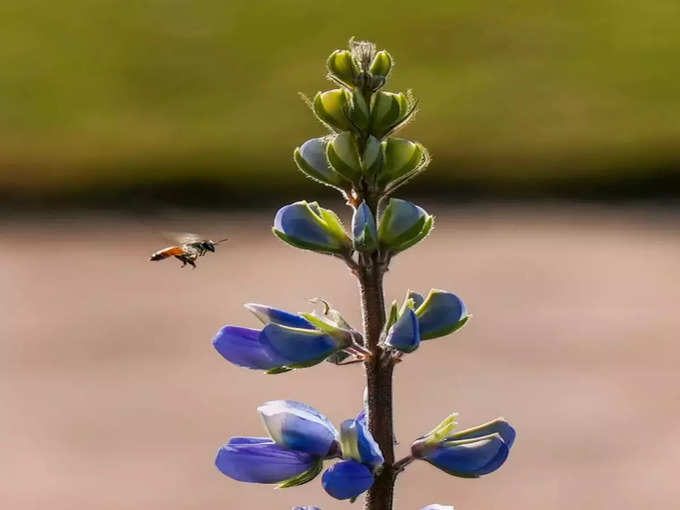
163;231;203;244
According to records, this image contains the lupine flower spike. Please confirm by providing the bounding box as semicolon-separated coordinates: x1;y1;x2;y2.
211;39;515;509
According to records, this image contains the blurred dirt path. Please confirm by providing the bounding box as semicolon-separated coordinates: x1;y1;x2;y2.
1;205;679;509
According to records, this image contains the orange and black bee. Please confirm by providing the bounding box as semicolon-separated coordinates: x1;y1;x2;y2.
149;233;228;268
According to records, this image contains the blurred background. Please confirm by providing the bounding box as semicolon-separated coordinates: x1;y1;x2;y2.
1;1;679;509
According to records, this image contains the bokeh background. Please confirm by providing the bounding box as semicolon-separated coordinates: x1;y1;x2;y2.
1;1;679;509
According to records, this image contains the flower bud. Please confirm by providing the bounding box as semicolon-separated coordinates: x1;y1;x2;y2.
273;201;351;254
412;414;515;478
326;132;363;183
377;198;433;254
294;137;349;191
384;307;420;353
370;91;410;138
327;49;357;88
415;289;468;340
377;137;429;191
313;89;353;131
339;413;383;469
321;459;374;500
352;201;378;252
258;400;339;457
369;50;392;78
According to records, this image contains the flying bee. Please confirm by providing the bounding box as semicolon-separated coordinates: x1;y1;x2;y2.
149;233;228;268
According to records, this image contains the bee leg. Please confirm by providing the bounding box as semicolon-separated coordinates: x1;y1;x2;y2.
189;259;196;269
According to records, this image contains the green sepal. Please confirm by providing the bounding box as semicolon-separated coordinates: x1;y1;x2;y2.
325;350;352;365
277;458;324;488
313;89;353;132
272;227;350;256
354;223;378;253
327;49;357;88
391;214;434;253
266;366;293;375
300;313;353;349
327;131;363;182
380;300;399;341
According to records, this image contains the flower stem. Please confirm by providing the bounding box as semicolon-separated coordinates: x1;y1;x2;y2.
356;225;396;510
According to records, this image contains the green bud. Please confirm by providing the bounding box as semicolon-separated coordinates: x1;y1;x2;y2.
370;91;410;138
327;49;357;88
378;198;434;254
326;131;363;182
369;50;392;77
313;89;353;132
377;137;429;190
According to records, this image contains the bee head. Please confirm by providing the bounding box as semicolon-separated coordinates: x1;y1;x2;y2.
203;241;216;252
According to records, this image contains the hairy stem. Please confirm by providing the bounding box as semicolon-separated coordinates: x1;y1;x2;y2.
357;222;396;510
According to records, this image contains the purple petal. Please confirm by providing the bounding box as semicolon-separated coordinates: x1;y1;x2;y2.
322;460;374;500
215;439;316;484
212;326;286;370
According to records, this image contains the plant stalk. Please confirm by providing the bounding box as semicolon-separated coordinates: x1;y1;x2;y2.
357;237;396;510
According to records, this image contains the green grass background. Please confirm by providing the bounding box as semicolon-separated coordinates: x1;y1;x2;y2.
1;0;679;206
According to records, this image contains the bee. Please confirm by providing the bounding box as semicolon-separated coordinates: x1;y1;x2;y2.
149;233;228;268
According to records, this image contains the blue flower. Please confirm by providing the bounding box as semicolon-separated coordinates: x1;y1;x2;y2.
213;303;349;372
216;401;383;499
273;201;351;254
321;459;374;500
382;289;468;354
412;414;515;478
414;290;468;340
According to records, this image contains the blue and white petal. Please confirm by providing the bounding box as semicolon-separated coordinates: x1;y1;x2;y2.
244;303;315;329
258;400;338;457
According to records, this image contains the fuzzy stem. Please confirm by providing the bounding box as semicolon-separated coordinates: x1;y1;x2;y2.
356;199;396;510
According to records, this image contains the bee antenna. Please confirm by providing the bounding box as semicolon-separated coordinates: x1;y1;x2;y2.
215;237;229;244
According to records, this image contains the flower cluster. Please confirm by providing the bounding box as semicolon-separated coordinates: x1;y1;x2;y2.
210;39;516;509
216;400;384;500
